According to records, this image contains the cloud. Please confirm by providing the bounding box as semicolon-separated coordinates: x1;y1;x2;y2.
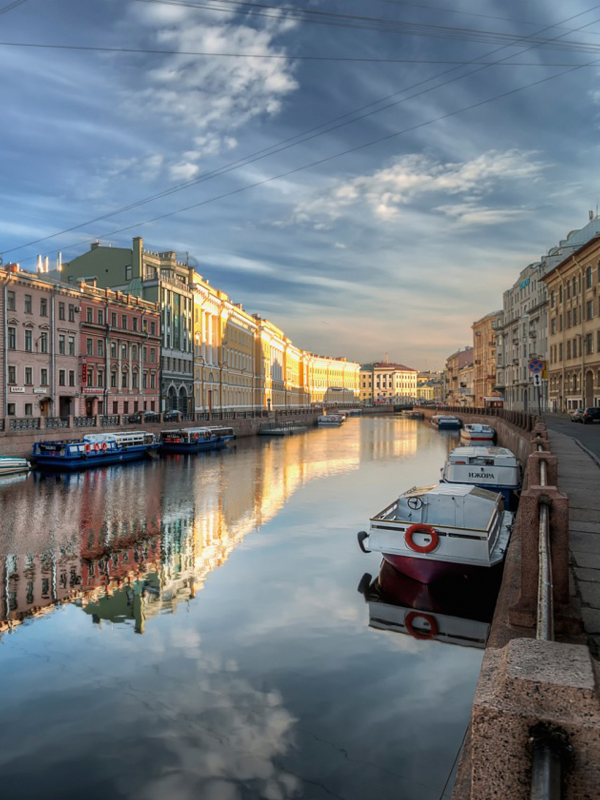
283;149;545;228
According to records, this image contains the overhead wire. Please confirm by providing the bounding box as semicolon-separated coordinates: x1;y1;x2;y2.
5;2;600;258
0;0;28;16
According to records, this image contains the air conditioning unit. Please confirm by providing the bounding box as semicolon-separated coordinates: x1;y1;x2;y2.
74;306;81;313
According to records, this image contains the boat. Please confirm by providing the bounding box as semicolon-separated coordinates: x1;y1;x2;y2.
357;483;513;584
0;455;31;476
317;414;344;426
460;423;496;442
159;426;235;453
32;431;158;470
357;561;496;649
431;414;461;430
441;446;521;507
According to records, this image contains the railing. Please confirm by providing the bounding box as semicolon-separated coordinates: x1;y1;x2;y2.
436;405;536;432
101;415;120;427
9;417;40;431
44;416;70;429
74;416;97;428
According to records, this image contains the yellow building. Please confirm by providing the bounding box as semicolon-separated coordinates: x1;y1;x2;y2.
305;355;360;406
359;362;418;405
542;235;600;411
472;312;502;407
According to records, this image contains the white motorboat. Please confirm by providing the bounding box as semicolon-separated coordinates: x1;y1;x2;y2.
441;446;522;507
0;455;31;476
317;414;344;426
460;423;495;442
357;483;513;584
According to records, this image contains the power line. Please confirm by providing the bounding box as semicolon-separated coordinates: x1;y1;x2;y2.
5;3;600;257
1;40;599;64
0;0;29;16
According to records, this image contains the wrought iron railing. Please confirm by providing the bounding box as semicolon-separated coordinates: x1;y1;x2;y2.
74;416;97;427
9;417;40;431
45;417;70;429
101;415;120;427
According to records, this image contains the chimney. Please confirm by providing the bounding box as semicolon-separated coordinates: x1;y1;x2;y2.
57;251;62;271
36;255;42;273
44;256;49;273
132;236;143;280
91;240;100;250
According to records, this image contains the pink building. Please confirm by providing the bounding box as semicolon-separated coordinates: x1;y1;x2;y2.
1;264;81;422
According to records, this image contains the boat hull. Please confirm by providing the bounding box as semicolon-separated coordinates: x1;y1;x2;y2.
0;462;31;476
159;438;231;454
34;445;157;471
381;552;503;584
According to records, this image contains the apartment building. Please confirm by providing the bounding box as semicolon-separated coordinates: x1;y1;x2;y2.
444;347;474;406
472;312;502;407
359;362;418;404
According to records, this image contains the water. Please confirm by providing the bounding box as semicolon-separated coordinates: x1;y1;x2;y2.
0;417;486;800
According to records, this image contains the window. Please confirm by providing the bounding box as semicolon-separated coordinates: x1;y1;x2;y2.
150;373;155;389
25;330;32;352
151;322;156;335
87;367;94;386
59;302;65;320
132;317;138;332
143;372;147;389
110;341;117;358
40;332;48;353
126;265;132;280
59;335;65;355
587;300;594;321
41;368;48;385
69;370;75;387
59;370;66;386
87;338;93;355
124;401;129;414
566;283;570;300
97;339;104;357
121;344;127;360
559;343;563;361
69;336;76;356
572;277;577;296
587;267;593;289
7;404;15;416
24;295;32;313
131;345;137;360
551;318;556;335
87;307;93;323
7;291;15;310
69;304;75;322
567;310;572;328
98;310;104;325
586;333;593;355
142;346;147;362
567;340;571;359
40;297;48;316
121;371;128;389
25;367;33;385
25;404;33;416
122;315;127;329
111;371;117;388
551;291;555;309
111;313;117;327
8;327;16;350
112;401;118;414
8;366;16;384
132;371;138;389
98;370;104;388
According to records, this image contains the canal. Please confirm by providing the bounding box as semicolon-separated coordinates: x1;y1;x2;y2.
0;417;488;800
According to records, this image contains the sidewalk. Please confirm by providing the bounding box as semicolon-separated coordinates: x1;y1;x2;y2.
548;429;600;659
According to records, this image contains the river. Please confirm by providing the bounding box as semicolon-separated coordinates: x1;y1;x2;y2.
0;416;491;800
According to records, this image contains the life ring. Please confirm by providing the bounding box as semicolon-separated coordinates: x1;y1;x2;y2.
84;443;91;454
93;443;100;452
101;442;108;451
405;523;439;554
404;611;439;640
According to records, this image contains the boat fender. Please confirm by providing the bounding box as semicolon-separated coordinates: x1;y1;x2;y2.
405;523;439;554
357;531;371;554
357;572;373;597
404;611;439;640
84;443;91;454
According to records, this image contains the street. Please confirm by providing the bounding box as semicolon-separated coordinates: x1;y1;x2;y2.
545;414;600;462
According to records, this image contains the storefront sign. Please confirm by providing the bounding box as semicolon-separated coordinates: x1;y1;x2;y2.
9;386;25;393
82;387;102;394
33;388;47;394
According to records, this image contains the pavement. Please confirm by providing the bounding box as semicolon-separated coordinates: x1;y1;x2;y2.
546;416;600;659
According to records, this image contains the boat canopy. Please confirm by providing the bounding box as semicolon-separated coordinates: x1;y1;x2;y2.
394;483;501;531
447;446;518;468
463;424;494;433
84;431;156;446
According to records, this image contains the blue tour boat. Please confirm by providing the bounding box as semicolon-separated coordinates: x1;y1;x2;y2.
158;426;235;454
32;431;158;470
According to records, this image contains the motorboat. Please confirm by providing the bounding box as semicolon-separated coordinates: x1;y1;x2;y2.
0;455;31;476
357;561;496;649
357;483;513;584
32;431;158;470
441;446;521;507
159;426;234;453
431;415;461;430
317;414;344;426
460;423;496;442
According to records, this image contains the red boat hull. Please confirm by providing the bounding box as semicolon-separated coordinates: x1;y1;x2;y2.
382;552;498;585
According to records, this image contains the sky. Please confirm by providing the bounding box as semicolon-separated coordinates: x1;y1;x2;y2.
2;0;600;369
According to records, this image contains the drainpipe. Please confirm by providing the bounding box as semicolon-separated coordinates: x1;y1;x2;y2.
2;279;8;418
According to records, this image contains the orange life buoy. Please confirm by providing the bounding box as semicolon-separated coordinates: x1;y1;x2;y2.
101;442;108;451
404;611;439;640
405;523;439;554
84;443;91;453
93;443;100;452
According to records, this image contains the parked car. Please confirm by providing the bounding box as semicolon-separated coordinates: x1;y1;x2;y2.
571;408;585;423
583;407;600;424
128;410;160;424
163;409;183;422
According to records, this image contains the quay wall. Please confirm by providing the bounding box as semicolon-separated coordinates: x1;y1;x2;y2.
420;410;600;800
0;409;324;457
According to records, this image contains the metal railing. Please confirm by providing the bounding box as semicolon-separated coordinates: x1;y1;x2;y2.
8;417;40;431
45;416;70;429
435;405;536;432
100;415;120;427
74;416;97;427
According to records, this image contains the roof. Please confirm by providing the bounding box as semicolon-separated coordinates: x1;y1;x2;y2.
541;234;600;282
361;362;417;372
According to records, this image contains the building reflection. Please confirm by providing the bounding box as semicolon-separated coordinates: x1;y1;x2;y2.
0;426;370;636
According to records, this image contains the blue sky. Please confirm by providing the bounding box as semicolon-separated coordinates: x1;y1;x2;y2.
2;0;600;368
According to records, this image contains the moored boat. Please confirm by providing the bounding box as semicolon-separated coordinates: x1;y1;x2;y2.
357;483;512;584
32;431;158;470
460;423;495;442
431;414;462;430
159;426;235;453
0;455;31;476
317;414;344;426
441;446;521;507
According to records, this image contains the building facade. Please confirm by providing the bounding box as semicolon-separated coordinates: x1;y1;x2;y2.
472;312;502;407
543;235;600;411
444;347;474;406
359;362;418;405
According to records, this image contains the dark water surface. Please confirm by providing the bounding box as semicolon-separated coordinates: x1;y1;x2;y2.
0;417;484;800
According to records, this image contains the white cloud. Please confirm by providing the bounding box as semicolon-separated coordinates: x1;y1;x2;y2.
169;161;201;181
334;242;346;249
284;149;545;227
